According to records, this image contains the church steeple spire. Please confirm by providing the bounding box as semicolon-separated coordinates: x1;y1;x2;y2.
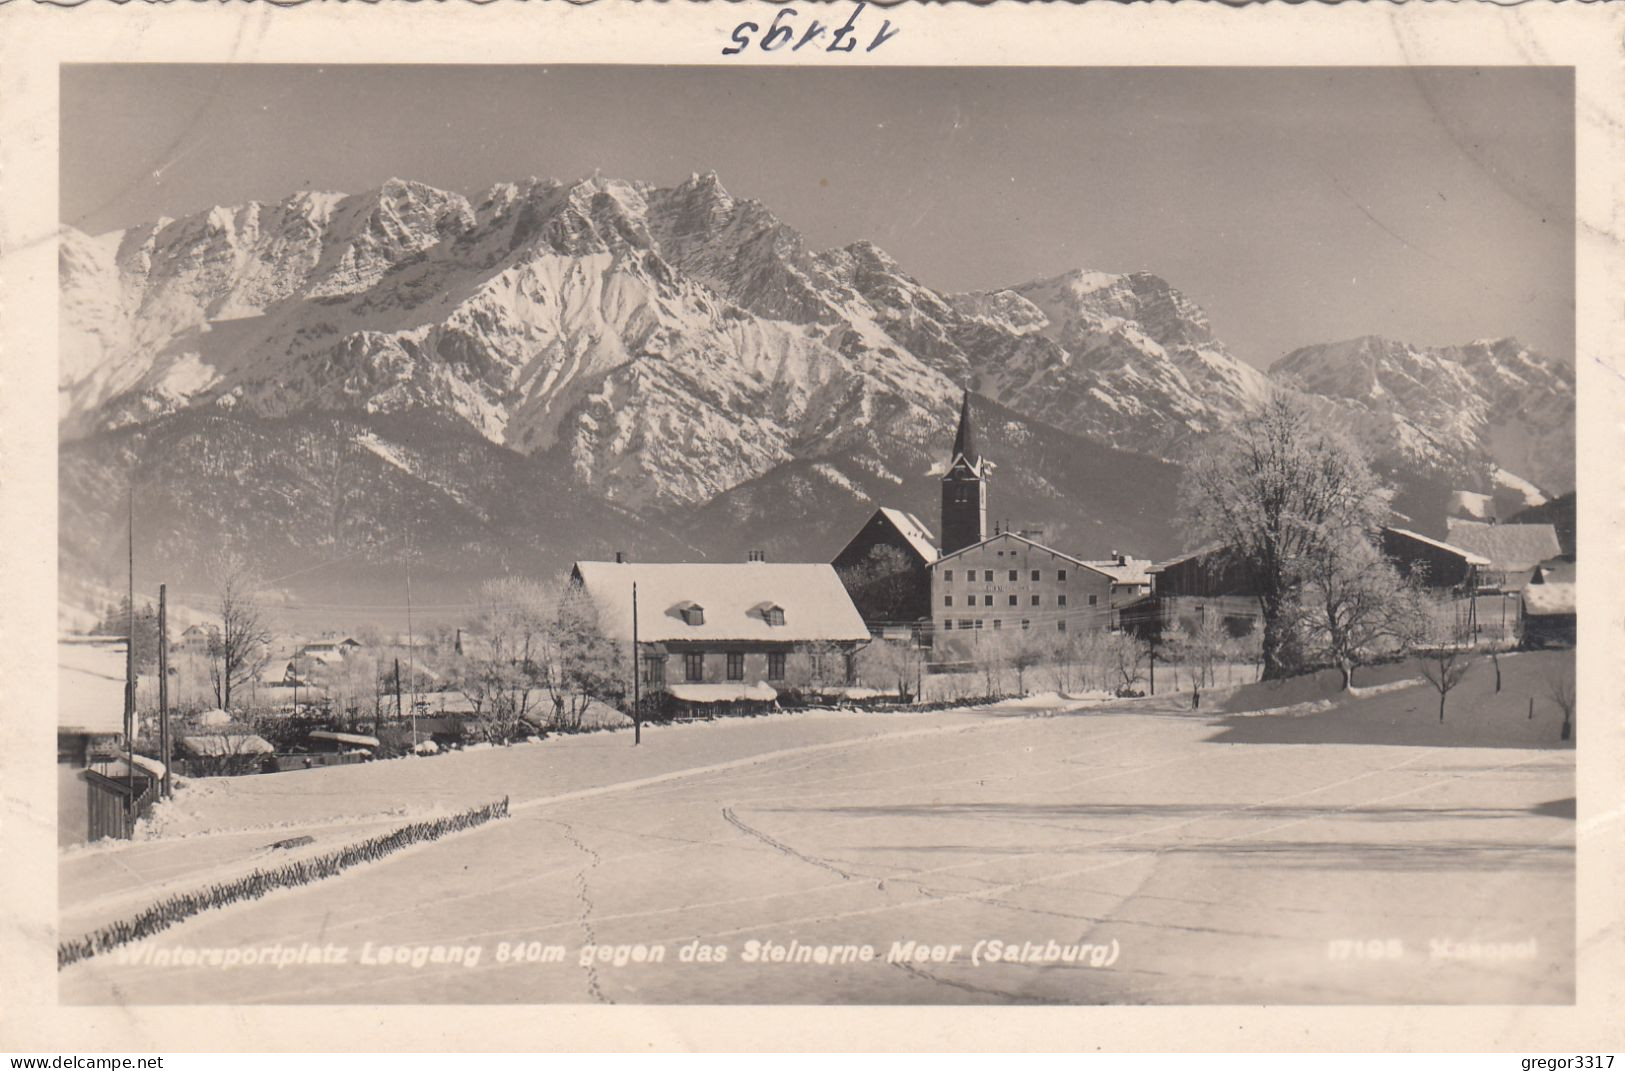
940;389;991;555
951;389;979;467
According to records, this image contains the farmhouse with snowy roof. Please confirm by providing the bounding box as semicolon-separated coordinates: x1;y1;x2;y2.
571;557;871;713
1443;519;1563;592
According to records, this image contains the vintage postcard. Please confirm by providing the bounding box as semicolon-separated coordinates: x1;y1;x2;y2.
1;0;1621;1054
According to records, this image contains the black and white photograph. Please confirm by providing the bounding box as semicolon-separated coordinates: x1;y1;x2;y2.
43;57;1587;1012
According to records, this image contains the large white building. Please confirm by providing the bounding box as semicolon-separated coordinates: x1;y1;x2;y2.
925;393;1151;660
571;558;872;705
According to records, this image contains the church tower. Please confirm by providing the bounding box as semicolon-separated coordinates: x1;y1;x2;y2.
940;390;992;555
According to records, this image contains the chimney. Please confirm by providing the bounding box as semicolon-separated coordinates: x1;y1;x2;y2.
747;550;766;563
614;551;626;564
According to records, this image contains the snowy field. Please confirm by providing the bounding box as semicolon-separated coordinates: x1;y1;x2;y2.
60;652;1575;1005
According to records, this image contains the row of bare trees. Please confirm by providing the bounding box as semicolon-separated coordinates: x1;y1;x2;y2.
455;577;626;743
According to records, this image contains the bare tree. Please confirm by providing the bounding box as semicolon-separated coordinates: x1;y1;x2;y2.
971;631;1011;697
1006;627;1048;696
1545;662;1576;741
1182;395;1390;680
1415;620;1476;723
551;582;625;731
206;553;273;713
457;577;553;743
1103;630;1150;695
1173;612;1228;707
1303;531;1426;690
858;637;922;701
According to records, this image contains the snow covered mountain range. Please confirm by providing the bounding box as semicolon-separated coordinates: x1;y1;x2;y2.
58;172;1574;600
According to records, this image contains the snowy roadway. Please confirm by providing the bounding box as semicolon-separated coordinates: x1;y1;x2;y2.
60;693;1574;1005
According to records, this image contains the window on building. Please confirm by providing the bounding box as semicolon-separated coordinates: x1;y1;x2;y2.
1031;569;1040;582
1057;569;1068;582
993;619;1002;630
1008;594;1018;606
984;594;994;607
764;606;785;626
684;652;704;682
945;569;953;582
942;620;953;631
975;619;984;630
767;652;786;681
1057;620;1067;632
983;570;993;582
1058;594;1067;607
1031;594;1041;606
944;594;953;607
960;619;972;630
1088;594;1098;606
1021;619;1030;630
726;652;745;681
642;656;666;689
1008;569;1018;581
681;605;705;627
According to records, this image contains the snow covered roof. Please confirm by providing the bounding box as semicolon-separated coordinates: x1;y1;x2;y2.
179;733;274;756
309;730;381;748
573;561;871;644
1444;520;1562;572
1523;583;1575;617
57;638;127;736
300;637;361;653
96;753;168;779
667;683;779;703
1381;526;1492;567
1082;557;1154;585
875;507;939;563
1147;542;1229;574
1535;559;1576;585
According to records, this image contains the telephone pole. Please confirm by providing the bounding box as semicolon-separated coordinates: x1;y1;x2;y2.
158;584;171;799
124;483;136;797
631;581;641;746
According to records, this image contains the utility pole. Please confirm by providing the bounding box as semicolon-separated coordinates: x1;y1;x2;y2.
124;482;136;800
394;657;404;721
158;584;171;799
631;581;641;746
404;532;418;742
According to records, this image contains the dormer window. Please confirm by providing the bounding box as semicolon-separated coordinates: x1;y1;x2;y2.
766;607;785;627
680;604;705;627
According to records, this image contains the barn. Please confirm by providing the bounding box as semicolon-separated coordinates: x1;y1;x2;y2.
1443;520;1563;592
832;507;939;629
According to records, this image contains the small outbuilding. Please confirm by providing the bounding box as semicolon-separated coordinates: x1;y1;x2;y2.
1521;583;1576;648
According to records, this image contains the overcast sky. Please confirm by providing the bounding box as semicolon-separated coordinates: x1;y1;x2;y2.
60;65;1574;368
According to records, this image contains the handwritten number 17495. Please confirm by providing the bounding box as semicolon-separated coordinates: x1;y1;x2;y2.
723;4;900;56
